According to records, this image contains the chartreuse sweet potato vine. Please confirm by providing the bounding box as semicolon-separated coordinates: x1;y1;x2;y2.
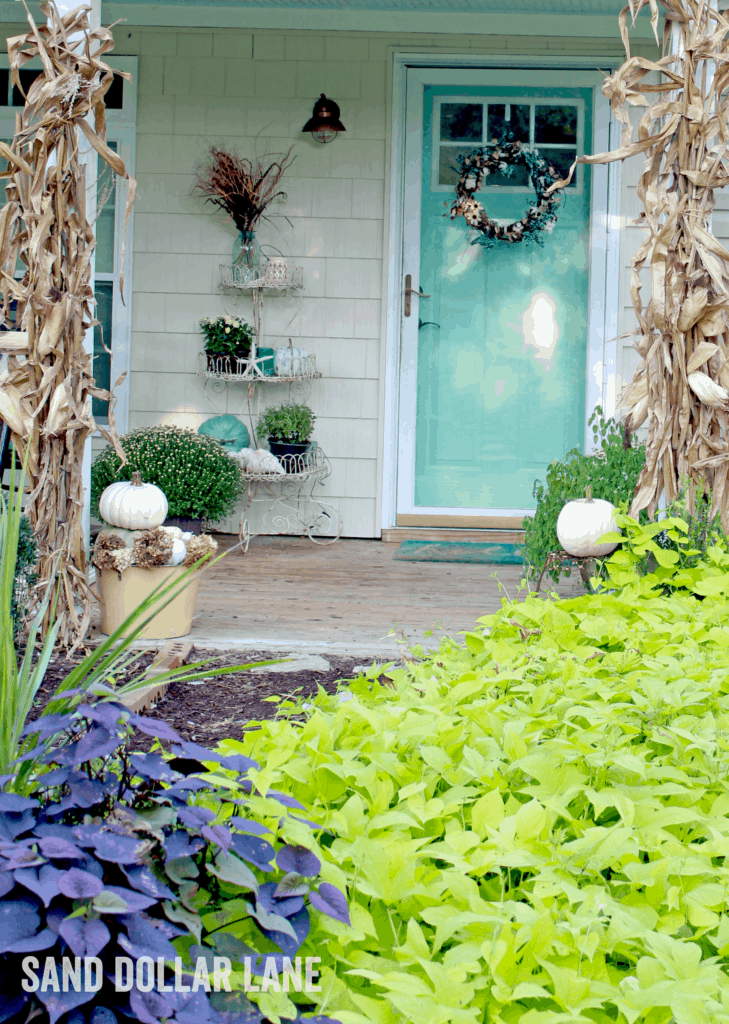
214;534;729;1024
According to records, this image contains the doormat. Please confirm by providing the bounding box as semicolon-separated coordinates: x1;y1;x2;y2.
394;540;524;564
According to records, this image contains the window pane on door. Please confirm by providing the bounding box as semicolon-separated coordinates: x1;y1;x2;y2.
92;282;113;420
440;103;482;142
438;144;481;186
535;105;577;144
538;146;577;186
487;103;529;143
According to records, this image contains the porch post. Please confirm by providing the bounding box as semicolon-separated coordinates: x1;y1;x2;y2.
51;1;101;562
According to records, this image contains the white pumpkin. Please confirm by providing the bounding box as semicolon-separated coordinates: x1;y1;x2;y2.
98;472;168;530
160;525;183;540
167;538;187;566
181;531;193;541
556;486;620;557
291;347;308;376
252;449;285;474
274;346;307;377
274;347;292;377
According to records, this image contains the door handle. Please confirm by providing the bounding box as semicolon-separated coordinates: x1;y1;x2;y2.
404;274;430;317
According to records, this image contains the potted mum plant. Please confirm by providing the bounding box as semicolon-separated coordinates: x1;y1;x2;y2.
92;425;245;534
200;314;255;374
257;402;316;471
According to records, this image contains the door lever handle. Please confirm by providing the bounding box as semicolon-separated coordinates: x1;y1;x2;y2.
404;274;430;317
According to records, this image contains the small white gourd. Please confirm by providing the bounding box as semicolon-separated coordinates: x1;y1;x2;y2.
255;449;286;474
556;485;620;558
160;525;183;540
181;531;193;541
98;472;168;530
167;538;187;566
274;347;293;377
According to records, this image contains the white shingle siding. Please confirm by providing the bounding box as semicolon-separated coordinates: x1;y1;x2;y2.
1;21;660;534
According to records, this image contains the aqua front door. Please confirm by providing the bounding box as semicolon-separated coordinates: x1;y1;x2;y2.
397;67;609;527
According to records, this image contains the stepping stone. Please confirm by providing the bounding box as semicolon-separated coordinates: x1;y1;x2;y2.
250;655;331;675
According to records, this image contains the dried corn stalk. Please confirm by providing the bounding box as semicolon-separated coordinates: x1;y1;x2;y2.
551;0;729;527
0;1;134;650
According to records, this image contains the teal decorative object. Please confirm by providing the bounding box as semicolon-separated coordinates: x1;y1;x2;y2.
394;540;523;564
231;229;260;281
257;347;275;376
198;414;250;451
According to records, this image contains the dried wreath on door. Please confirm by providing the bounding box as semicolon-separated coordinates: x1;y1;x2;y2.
450;139;564;246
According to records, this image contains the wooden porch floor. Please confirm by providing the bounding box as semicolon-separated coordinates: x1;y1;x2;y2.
105;535;584;658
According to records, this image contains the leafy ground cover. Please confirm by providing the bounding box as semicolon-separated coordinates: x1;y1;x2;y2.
217;537;729;1024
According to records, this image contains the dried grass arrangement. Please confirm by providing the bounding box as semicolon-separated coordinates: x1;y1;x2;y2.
192;145;295;235
0;1;135;649
552;0;729;528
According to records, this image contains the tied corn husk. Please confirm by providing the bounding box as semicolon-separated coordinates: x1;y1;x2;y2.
0;1;135;650
549;0;729;528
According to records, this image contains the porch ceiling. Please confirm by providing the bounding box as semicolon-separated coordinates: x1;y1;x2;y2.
119;0;630;14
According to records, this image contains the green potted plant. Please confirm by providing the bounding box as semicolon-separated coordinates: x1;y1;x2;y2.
257;402;316;471
91;425;245;534
200;315;255;374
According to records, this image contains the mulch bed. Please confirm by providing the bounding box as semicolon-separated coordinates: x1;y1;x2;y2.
26;647;378;749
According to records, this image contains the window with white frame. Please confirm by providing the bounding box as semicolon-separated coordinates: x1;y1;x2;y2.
432;96;584;194
0;56;136;432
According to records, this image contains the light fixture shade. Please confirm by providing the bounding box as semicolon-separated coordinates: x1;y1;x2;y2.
302;93;346;141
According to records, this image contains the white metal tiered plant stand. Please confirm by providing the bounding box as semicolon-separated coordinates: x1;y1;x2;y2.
199;260;323;441
198;258;342;549
237;447;343;551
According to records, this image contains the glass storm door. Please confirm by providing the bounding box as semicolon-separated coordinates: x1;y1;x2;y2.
398;69;601;524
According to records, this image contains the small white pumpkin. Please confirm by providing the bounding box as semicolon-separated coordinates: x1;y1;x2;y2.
160;525;183;540
181;531;193;541
556;486;620;558
274;346;307;377
98;472;168;531
167;538;187;566
291;347;308;376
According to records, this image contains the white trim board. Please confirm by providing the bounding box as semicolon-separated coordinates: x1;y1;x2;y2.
381;53;621;530
4;3;657;38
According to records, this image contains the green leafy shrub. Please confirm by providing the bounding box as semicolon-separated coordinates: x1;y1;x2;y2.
655;485;728;566
601;509;729;599
200;314;255;358
217;547;729;1024
523;406;645;583
258;402;316;443
91;425;245;521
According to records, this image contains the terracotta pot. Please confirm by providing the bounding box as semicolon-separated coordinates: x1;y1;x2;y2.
99;565;199;640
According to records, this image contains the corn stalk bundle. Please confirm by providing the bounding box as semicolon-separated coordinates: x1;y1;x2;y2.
551;0;729;526
0;1;134;650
